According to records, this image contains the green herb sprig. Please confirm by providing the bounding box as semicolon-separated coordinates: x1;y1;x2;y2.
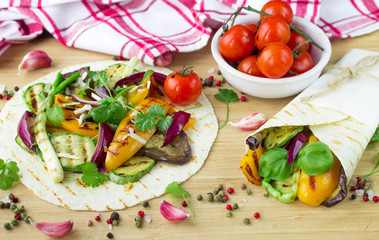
81;162;109;188
134;105;173;132
165;182;194;217
0;159;20;190
46;105;65;127
214;88;239;130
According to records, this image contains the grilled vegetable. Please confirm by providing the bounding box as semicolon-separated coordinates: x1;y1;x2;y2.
15;135;35;154
109;156;155;184
105;97;173;172
59;119;99;139
23;83;46;114
51;133;96;172
322;167;347;207
264;126;303;149
240;144;264;185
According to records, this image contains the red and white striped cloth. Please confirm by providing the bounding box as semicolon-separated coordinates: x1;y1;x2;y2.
1;0;379;66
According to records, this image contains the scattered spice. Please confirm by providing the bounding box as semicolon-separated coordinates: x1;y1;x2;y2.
356;176;362;182
95;215;101;221
112;220;118;226
218;184;224;190
182;201;188;207
11;196;19;203
351;194;357;200
138;210;145;217
215;195;222;202
5;202;10;209
88;220;93;226
0;94;3;100
243;218;251;225
227;188;234;194
373;196;379;203
0;201;4;209
224;195;229;201
110;212;120;221
117;56;123;61
363;195;369;202
217;70;222;75
197;194;203;201
218;191;225;197
226;204;232;210
215;80;222;86
246;189;252;195
106;218;112;224
240;96;247;102
8;193;14;200
134;215;142;228
226;210;233;218
206;193;214;202
232;203;239;210
214;187;221;194
11;219;18;226
142;201;149;208
112;56;118;61
14;214;22;221
5;95;11;101
4;222;11;230
10;203;17;211
253;212;260;219
107;232;114;239
220;197;227;203
241;184;247;190
14;86;19;92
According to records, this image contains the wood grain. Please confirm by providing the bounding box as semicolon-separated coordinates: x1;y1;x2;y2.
0;30;379;239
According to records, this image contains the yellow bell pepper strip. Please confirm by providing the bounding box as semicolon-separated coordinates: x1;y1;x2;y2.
297;154;341;207
262;168;300;203
240;144;264;185
321;167;347;207
183;118;196;131
126;76;151;106
105;97;173;172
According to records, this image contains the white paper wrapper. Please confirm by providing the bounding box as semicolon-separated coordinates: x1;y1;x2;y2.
248;49;379;181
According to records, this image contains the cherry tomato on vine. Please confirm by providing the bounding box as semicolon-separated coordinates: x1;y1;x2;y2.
164;67;202;105
255;16;291;50
289;50;314;75
257;42;293;79
219;24;255;61
246;23;258;33
237;55;265;77
287;31;310;53
260;0;294;24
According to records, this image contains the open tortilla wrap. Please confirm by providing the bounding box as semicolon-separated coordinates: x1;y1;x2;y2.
0;61;218;211
246;49;379;182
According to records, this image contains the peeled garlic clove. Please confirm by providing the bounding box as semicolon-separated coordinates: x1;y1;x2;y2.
35;220;73;238
18;50;52;73
160;200;190;222
229;112;266;131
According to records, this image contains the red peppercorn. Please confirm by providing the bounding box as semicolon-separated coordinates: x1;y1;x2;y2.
5;95;11;101
0;94;3;99
226;204;232;210
356;176;361;182
240;96;247;102
14;214;22;221
215;80;222;86
253;212;260;219
208;75;214;80
363;195;369;202
373;196;379;203
350;186;358;191
181;201;187;207
106;218;112;224
95;215;101;221
227;188;234;194
138;210;145;217
11;196;19;203
224;195;229;201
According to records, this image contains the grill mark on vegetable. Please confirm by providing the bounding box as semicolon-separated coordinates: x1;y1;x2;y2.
309;176;316;190
138;180;147;189
76;178;87;188
119;199;127;208
30;88;39;112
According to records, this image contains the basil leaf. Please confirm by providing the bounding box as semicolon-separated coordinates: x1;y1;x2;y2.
298;142;334;176
258;148;293;181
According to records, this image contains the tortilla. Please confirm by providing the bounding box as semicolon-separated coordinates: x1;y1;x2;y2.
0;61;218;211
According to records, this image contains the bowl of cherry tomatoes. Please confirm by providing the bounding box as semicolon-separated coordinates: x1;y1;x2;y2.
211;2;331;99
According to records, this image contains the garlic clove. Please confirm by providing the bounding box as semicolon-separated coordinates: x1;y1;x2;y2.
229;112;266;131
18;50;52;73
35;220;73;238
160;200;190;222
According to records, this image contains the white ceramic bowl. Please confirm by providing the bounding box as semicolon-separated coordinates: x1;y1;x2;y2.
211;15;331;99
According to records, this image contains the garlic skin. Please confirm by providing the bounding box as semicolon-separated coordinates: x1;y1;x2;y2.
160;200;190;222
229;112;267;131
18;50;52;73
35;220;73;238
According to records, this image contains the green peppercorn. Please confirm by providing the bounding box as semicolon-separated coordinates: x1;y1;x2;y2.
243;218;251;225
112;56;118;61
10;204;17;211
11;219;18;226
24;216;32;223
241;184;247;190
134;215;142;222
217;70;222;75
218;184;224;190
21;213;27;219
364;177;372;183
246;189;252;195
19;205;25;213
8;193;14;200
3;90;8;97
233;203;239;209
206;193;214;202
213;187;220;194
5;202;10;209
14;86;19;92
0;201;4;209
15;209;21;214
142;201;149;208
135;220;142;228
4;222;11;230
8;91;14;97
263;192;269;197
226;210;233;218
215;195;222;202
112;220;119;226
218;191;225;197
196;194;202;201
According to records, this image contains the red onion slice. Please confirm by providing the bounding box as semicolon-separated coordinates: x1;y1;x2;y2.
17;111;36;152
160;200;190;222
114;72;167;88
70;94;100;106
91;123;114;169
162;111;191;147
287;132;308;165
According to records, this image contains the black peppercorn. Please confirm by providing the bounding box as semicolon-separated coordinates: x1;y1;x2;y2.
14;86;19;92
351;194;357;200
110;212;119;221
142;200;149;208
106;232;114;239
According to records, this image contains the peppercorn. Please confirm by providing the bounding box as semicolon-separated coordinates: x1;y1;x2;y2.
21;213;27;220
134;215;142;222
0;201;4;209
0;94;3;99
263;192;269;197
14;86;19;92
227;188;234;194
95;215;101;221
8;91;14;97
254;212;260;219
5;202;10;209
356;176;362;182
142;200;149;208
233;203;239;210
215;80;222;86
226;204;232;210
241;96;247;102
218;191;225;197
110;212;120;221
8;193;14;200
220;197;227;203
4;222;11;230
364;177;372;183
11;219;18;226
10;203;17;211
243;218;251;225
24;216;32;223
213;187;221;194
206;193;214;202
5;95;11;101
215;195;222;202
241;184;247;190
19;205;25;213
112;220;119;226
226;210;233;218
182;201;187;207
135;220;142;228
88;220;93;226
3;90;8;97
363;195;369;202
218;184;224;190
15;209;21;214
224;195;229;201
138;211;145;217
197;194;203;201
246;189;252;195
217;70;222;75
358;184;364;190
373;196;379;203
14;214;22;221
112;56;118;61
106;218;112;224
351;194;357;200
107;232;114;239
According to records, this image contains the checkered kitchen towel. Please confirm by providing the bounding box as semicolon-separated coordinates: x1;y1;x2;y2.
1;0;379;66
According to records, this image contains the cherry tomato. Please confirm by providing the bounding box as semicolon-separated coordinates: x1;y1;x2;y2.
255;16;291;50
260;0;294;24
246;23;257;33
257;42;293;79
287;31;310;53
164;67;202;105
237;55;265;77
290;51;314;75
219;24;255;61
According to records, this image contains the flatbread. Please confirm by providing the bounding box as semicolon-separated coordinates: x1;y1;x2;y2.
0;61;218;211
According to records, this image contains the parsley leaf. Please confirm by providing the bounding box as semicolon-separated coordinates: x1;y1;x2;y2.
214;88;239;130
146;104;165;118
107;102;127;125
46;105;65;127
369;127;379;145
0;159;20;190
165;181;194;217
134;104;172;132
157;115;173;131
81;162;109;188
134;113;156;132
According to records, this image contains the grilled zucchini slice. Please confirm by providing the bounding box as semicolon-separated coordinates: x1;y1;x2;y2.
109;156;155;184
264;126;303;150
23;83;46;114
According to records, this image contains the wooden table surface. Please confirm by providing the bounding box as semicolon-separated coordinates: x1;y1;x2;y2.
1;31;379;240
